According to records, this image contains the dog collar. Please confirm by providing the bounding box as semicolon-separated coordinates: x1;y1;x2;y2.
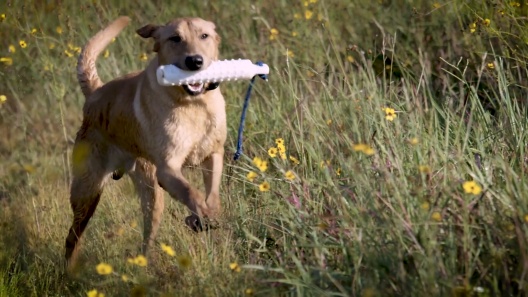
206;82;220;91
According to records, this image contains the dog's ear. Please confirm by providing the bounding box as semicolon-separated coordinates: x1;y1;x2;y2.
136;24;161;52
136;24;159;38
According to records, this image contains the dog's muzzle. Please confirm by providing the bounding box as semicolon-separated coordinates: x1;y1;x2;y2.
182;82;219;96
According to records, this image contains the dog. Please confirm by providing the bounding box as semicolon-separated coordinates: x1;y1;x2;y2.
65;16;226;270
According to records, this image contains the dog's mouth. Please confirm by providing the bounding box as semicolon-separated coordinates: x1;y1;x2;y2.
182;83;205;96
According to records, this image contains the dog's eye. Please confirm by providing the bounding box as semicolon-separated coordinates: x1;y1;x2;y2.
169;35;182;43
200;33;209;39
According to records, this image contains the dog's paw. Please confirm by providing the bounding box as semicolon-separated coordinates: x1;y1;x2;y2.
185;215;208;232
185;215;221;232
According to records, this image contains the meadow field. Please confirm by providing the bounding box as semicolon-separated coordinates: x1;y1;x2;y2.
1;0;528;296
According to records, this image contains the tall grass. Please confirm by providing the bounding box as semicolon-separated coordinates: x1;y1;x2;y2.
1;0;528;296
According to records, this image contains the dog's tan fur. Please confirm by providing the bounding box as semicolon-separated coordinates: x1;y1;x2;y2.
65;16;226;270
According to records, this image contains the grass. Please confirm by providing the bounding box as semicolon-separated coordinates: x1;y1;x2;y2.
1;0;528;296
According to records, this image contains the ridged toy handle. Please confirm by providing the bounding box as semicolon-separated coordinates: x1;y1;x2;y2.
156;59;270;86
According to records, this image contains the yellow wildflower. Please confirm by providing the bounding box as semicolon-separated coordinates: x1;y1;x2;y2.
420;202;430;211
432;2;441;9
363;147;375;155
48;43;56;49
487;62;494;69
289;156;300;165
269;28;279;41
130;220;138;228
294;13;301;19
103;49;109;58
469;22;477;33
259;181;270;192
139;53;148;61
252;156;263;167
382;107;397;121
352;143;375;156
257;160;268;172
431;211;442;222
510;2;520;7
127;255;148;267
0;95;6;104
305;10;313;20
30;28;38;35
310;0;317;3
409;137;419;145
277;143;286;153
64;50;74;58
279;151;287;160
268;147;278;158
229;262;242;272
135;255;148;266
0;57;12;66
292;31;298;37
250;158;263;171
245;288;255;296
319;160;330;168
8;45;15;53
336;167;341;176
418;165;431;174
121;274;129;282
483;18;491;26
524;214;528;223
19;40;27;48
56;26;63;34
68;43;81;53
160;243;175;256
111;37;116;43
286;49;294;58
87;289;105;297
246;171;258;182
95;262;113;275
0;13;5;22
462;180;482;195
347;55;355;63
284;170;296;181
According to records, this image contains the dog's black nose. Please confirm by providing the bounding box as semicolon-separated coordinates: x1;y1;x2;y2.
185;55;203;71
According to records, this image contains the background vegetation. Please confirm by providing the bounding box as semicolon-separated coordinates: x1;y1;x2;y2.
1;0;528;296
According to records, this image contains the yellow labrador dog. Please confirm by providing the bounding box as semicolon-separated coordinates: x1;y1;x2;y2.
65;16;226;270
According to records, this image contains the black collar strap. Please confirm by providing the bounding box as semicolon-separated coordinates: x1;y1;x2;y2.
206;82;220;91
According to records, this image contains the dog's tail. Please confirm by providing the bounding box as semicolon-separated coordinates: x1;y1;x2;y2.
77;16;131;98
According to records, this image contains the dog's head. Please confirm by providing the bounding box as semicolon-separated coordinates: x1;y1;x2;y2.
137;17;221;96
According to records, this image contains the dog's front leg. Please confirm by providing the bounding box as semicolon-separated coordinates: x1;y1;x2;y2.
201;149;223;218
156;163;210;231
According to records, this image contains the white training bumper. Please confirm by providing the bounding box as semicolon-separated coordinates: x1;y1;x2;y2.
156;59;270;86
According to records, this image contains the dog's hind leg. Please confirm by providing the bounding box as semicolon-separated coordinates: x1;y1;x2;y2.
130;159;164;255
65;141;109;272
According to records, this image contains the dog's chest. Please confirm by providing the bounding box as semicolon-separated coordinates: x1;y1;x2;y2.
165;102;226;165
